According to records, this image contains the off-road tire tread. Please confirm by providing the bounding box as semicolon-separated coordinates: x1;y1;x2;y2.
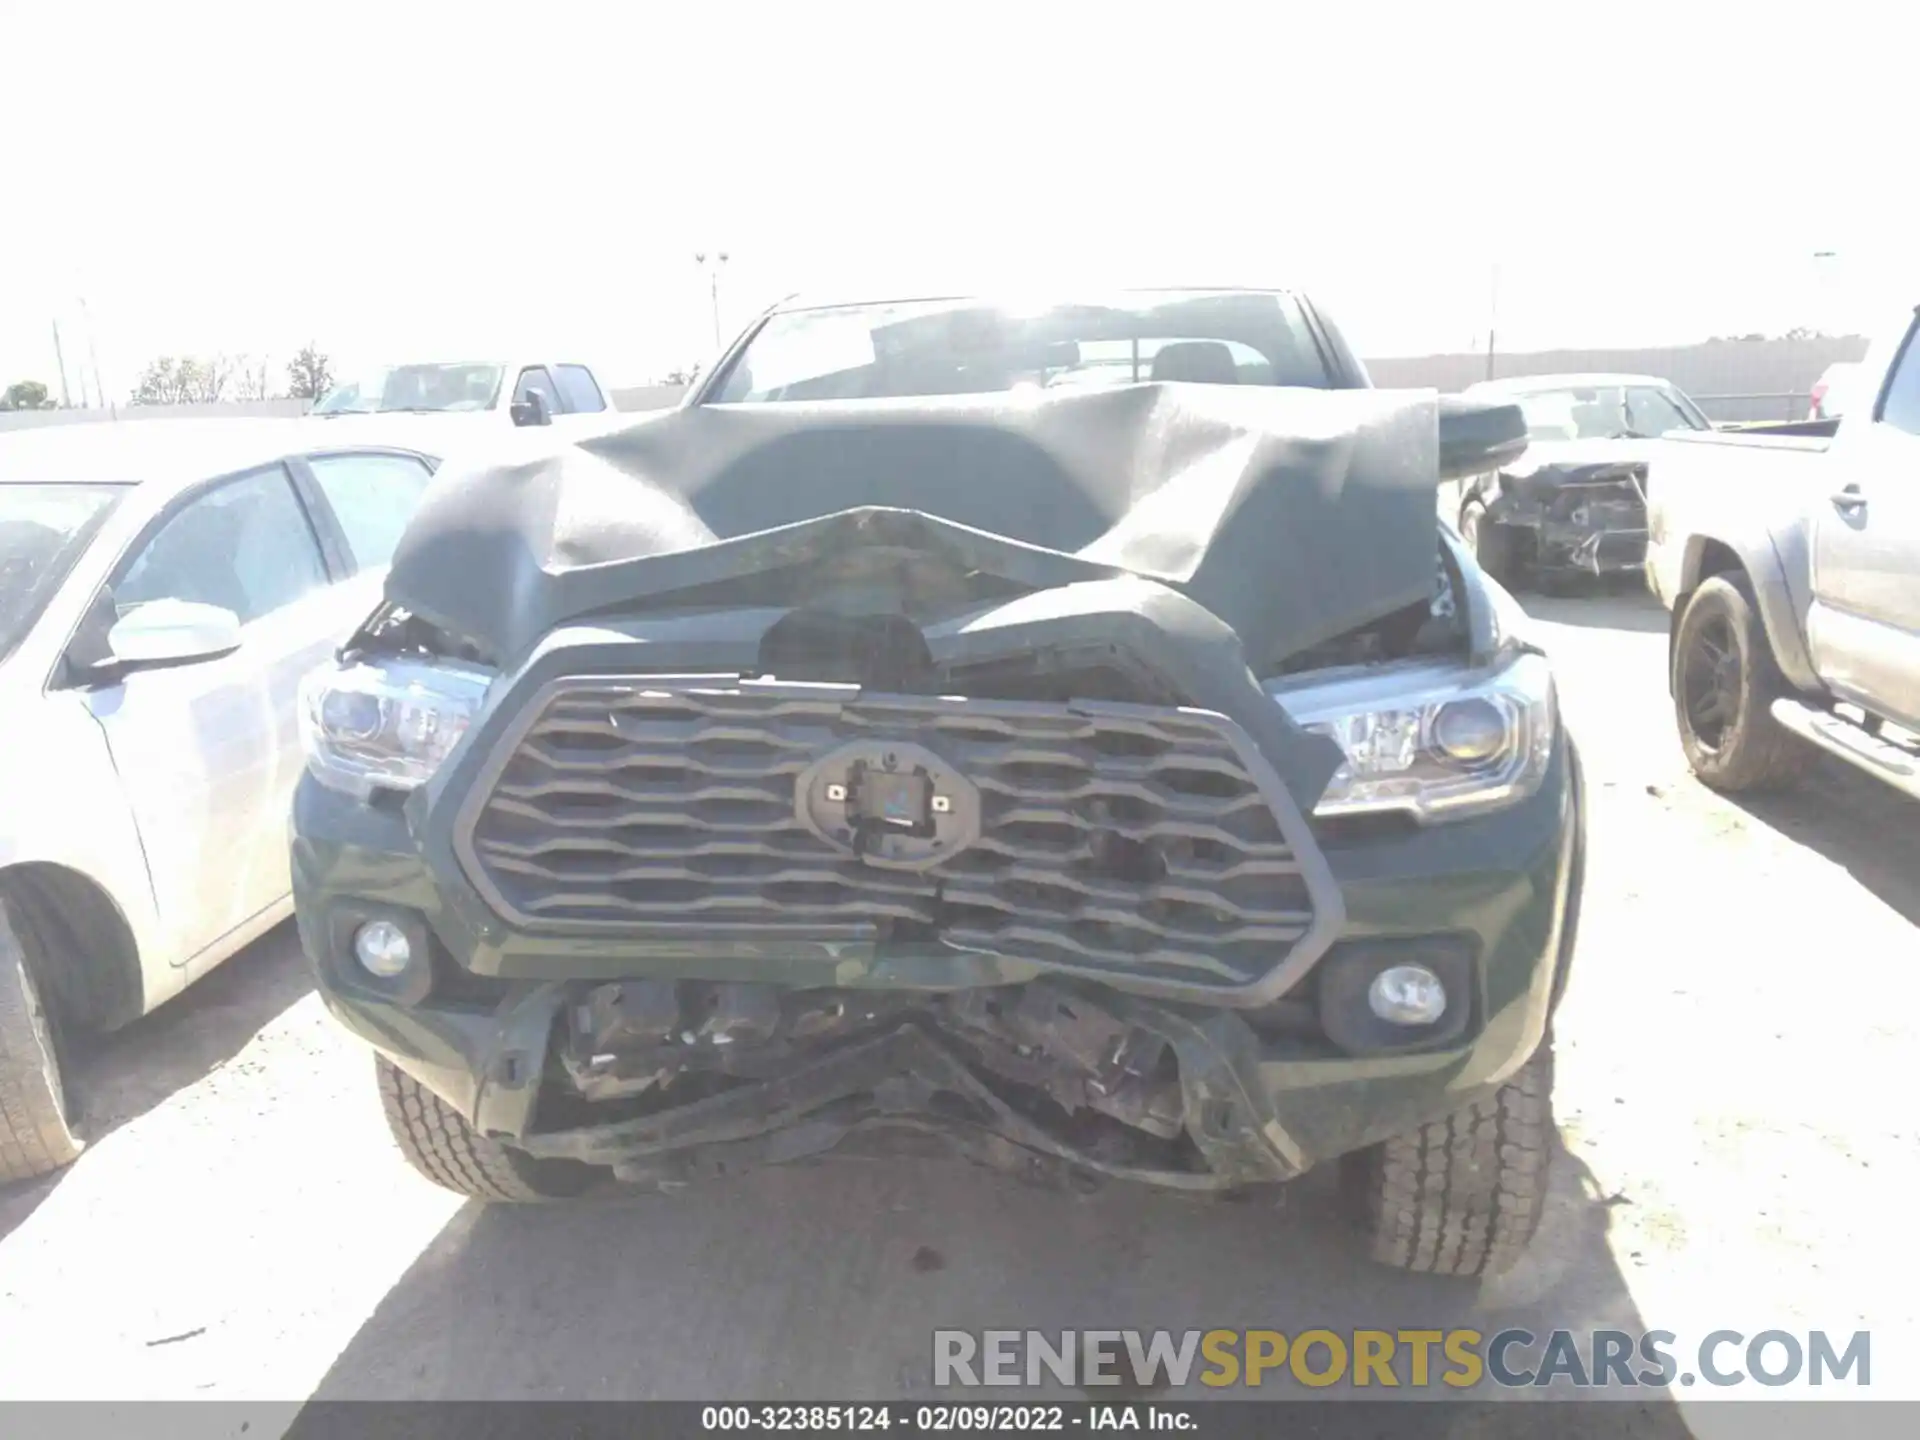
1674;575;1804;793
0;901;84;1184
376;1056;584;1202
1357;1047;1552;1276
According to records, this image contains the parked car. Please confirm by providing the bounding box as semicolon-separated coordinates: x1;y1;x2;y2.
1809;359;1865;421
293;286;1586;1277
1646;296;1919;799
312;359;618;433
0;420;442;1182
1447;372;1714;593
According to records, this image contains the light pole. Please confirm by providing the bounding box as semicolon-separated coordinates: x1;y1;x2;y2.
1807;250;1839;417
1484;259;1501;381
78;295;114;419
694;251;730;348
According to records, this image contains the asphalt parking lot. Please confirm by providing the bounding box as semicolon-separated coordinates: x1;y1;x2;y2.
1;586;1914;1429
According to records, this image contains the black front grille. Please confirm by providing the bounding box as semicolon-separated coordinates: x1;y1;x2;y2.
455;676;1330;991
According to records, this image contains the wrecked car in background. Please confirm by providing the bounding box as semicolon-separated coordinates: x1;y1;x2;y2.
292;288;1584;1278
1449;372;1714;593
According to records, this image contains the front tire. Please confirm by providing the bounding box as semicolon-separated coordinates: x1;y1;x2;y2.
377;1056;597;1201
0;896;85;1185
1672;574;1804;793
1344;1046;1553;1277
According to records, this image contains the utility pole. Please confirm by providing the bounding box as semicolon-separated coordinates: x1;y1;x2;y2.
78;296;115;419
51;320;72;408
1484;260;1501;381
695;251;730;348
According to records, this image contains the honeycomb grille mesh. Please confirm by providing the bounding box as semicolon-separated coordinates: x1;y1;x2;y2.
460;679;1319;986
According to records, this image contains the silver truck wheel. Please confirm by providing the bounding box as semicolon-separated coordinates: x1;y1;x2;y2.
1673;574;1805;792
376;1056;597;1202
0;897;85;1185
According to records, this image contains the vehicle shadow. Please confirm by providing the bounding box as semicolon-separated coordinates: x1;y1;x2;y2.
1522;585;1670;635
1726;753;1920;927
0;922;314;1244
286;1131;1692;1436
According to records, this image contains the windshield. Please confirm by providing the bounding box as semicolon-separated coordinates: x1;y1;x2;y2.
314;363;505;415
0;484;127;663
1511;384;1710;441
707;291;1333;402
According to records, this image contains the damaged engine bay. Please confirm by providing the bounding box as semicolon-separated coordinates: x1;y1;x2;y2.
543;976;1222;1185
1467;457;1652;582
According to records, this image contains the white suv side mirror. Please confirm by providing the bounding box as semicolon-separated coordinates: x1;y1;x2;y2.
107;599;243;668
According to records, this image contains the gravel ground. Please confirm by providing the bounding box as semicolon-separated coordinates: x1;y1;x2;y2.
0;587;1913;1429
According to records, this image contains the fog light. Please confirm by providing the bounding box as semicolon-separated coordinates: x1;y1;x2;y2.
1368;964;1447;1026
352;920;413;978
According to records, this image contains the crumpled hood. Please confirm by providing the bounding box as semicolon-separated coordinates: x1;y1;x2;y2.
384;383;1446;672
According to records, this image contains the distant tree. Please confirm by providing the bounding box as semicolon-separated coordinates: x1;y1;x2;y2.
130;357;190;405
286;344;334;400
188;355;234;402
129;355;234;405
0;379;53;410
233;354;274;401
661;365;701;386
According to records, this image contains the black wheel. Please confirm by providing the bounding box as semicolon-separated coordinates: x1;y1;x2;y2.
1343;1045;1553;1277
1459;502;1522;589
1672;574;1805;793
376;1056;598;1201
0;895;85;1185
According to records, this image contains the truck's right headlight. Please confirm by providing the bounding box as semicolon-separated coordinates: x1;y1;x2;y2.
1267;650;1558;823
298;657;493;799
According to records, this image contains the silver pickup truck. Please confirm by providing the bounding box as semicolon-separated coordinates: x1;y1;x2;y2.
1646;297;1920;799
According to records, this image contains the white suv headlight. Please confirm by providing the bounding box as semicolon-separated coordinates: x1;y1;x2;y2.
1267;651;1557;823
299;658;493;799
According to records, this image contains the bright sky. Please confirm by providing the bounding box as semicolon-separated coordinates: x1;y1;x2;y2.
0;0;1908;400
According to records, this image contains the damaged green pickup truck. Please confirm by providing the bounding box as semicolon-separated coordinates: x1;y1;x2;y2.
291;288;1584;1277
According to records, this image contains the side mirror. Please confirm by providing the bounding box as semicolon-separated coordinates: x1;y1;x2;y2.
509;390;553;427
106;599;243;670
1438;396;1530;481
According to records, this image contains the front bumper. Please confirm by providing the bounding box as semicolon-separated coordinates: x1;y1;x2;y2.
292;721;1583;1189
1544;523;1649;577
1492;470;1651;577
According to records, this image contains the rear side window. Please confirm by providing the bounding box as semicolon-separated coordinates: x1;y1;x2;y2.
116;465;327;626
555;365;606;413
513;367;562;412
306;452;435;569
1875;321;1920;438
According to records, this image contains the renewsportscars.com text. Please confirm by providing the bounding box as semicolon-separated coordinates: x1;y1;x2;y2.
932;1328;1871;1390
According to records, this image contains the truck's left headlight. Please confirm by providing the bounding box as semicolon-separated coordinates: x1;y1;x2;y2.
299;658;493;799
1267;650;1557;823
